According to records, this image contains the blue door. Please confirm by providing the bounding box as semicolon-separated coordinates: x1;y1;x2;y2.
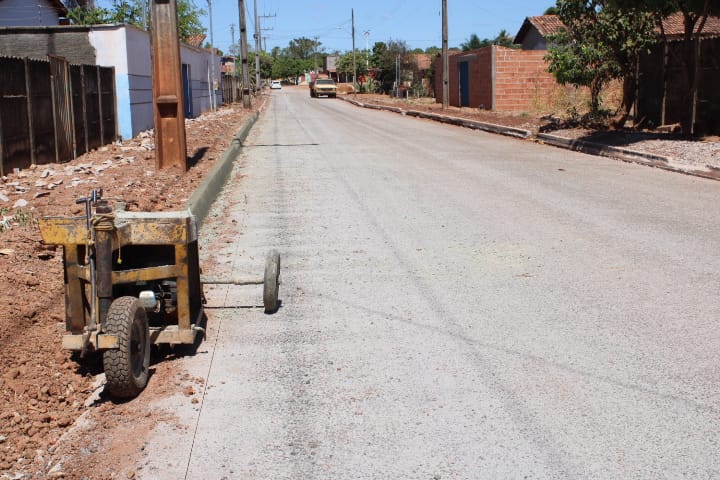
182;63;193;118
459;62;470;107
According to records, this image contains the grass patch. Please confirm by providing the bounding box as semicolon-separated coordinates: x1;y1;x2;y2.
0;207;34;234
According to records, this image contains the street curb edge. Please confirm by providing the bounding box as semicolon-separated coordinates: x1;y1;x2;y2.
185;110;260;228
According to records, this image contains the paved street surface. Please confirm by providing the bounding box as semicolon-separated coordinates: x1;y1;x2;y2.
138;86;720;479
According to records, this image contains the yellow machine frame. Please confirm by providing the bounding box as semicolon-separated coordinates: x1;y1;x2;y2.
38;208;203;351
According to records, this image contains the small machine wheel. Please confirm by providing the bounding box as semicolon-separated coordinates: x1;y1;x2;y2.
103;296;151;398
263;250;281;313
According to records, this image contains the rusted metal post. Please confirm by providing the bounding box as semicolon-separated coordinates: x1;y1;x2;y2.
24;58;37;166
151;0;188;170
94;200;114;327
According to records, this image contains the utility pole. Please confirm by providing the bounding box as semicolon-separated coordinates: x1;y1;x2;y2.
313;36;318;72
207;0;216;110
441;0;449;109
259;13;276;56
352;8;357;89
238;0;251;108
253;0;260;91
230;23;236;54
364;30;370;69
396;54;400;97
141;0;148;29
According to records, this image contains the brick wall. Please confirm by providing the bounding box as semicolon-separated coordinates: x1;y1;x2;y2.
434;50;492;108
435;45;563;113
493;47;557;112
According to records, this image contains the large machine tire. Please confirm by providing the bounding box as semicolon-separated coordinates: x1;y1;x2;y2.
263;250;281;314
103;296;151;398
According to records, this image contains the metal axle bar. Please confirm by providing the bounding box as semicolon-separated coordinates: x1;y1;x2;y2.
201;276;263;286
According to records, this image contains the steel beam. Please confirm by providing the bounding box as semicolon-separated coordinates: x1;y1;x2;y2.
151;0;188;170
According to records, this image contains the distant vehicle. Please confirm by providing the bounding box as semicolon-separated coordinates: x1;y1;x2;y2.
271;80;282;89
309;77;337;98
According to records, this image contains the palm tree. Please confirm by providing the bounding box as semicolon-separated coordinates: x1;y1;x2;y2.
494;29;514;47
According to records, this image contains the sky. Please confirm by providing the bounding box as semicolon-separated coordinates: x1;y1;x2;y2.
96;1;556;54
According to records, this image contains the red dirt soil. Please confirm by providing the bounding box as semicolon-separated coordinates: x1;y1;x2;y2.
0;97;265;479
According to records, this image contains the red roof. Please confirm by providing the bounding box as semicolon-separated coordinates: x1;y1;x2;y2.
660;12;720;38
514;15;564;44
186;34;207;48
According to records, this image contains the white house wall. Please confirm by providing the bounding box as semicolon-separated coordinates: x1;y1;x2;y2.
89;24;219;140
180;46;217;117
0;0;61;27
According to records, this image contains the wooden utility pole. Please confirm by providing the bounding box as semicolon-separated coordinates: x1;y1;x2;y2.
151;0;188;170
208;0;216;110
441;0;449;109
238;0;251;108
352;8;357;88
254;0;260;91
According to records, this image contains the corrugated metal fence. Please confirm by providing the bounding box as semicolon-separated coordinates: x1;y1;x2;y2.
221;73;244;104
0;55;117;176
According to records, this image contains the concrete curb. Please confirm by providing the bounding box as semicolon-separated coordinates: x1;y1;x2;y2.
339;96;531;139
536;133;671;164
185;110;260;227
340;96;719;182
405;110;531;138
537;133;720;181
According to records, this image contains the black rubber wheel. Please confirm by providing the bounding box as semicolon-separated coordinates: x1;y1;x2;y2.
103;296;150;398
263;250;281;314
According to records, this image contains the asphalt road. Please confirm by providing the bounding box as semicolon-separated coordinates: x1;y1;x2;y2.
139;86;720;479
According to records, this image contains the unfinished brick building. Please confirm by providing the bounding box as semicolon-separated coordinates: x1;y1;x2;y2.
433;45;560;112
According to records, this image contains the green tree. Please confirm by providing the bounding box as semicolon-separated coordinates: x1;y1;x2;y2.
175;0;205;41
68;0;205;42
107;0;144;25
370;41;387;69
249;51;273;81
546;0;655;115
286;37;323;60
460;30;517;51
425;46;441;55
271;57;308;80
336;50;368;83
494;29;515;47
67;5;113;24
370;39;417;94
460;33;486;51
544;6;560;14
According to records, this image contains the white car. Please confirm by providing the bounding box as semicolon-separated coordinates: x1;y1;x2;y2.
270;80;282;89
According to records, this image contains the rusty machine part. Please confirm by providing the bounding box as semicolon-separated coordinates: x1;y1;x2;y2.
151;0;188;171
201;249;281;314
38;190;203;397
38;191;282;398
